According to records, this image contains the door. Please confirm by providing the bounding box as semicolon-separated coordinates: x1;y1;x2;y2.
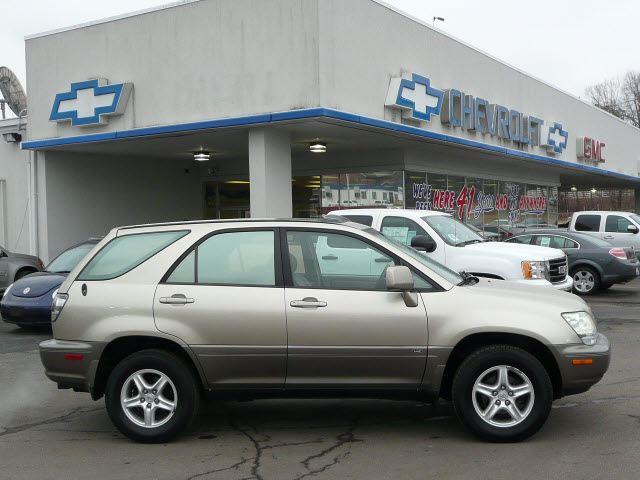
154;229;287;388
603;214;639;249
573;213;602;239
283;228;430;389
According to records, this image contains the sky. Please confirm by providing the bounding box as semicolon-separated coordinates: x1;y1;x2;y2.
1;0;639;110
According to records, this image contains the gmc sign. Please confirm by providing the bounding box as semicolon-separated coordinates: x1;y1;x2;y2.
577;136;606;163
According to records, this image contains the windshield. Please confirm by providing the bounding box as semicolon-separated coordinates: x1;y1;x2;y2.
630;214;640;226
46;242;96;273
364;227;463;285
422;215;484;246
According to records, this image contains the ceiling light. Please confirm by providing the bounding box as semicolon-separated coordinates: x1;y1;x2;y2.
225;180;250;185
590;188;597;194
194;151;210;162
570;186;577;192
310;141;326;153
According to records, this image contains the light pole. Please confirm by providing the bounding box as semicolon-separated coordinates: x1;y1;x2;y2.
432;16;444;27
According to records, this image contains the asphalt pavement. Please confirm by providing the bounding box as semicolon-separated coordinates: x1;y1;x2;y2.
1;281;639;480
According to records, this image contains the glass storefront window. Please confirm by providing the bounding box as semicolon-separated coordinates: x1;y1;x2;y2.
322;171;403;213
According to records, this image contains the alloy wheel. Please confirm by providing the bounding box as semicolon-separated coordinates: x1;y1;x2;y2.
120;369;177;428
471;365;535;428
573;270;595;293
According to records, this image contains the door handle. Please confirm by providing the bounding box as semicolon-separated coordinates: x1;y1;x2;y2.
375;257;392;263
604;235;614;240
322;255;338;260
159;294;195;305
290;297;327;308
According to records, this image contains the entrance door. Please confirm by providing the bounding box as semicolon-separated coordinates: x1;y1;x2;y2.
282;228;429;389
154;228;286;388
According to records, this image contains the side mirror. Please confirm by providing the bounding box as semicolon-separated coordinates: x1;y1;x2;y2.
386;266;419;307
627;224;639;234
411;235;437;253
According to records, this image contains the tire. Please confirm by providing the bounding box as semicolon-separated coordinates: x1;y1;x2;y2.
105;349;200;443
452;345;553;442
571;266;600;295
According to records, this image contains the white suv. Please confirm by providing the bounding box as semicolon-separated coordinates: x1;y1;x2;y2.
330;209;573;291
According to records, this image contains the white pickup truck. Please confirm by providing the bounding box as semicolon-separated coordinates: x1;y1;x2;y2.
329;208;573;291
569;211;640;258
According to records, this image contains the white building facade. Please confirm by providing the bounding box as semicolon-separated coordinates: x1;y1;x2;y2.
14;0;640;260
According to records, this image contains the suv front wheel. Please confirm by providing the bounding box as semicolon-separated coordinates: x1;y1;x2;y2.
452;345;553;442
105;349;200;443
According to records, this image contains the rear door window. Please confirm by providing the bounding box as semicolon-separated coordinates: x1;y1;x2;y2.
78;230;189;281
507;235;533;244
575;214;601;232
166;230;276;287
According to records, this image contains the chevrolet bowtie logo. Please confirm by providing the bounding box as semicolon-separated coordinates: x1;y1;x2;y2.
385;73;444;122
50;79;133;127
545;122;569;154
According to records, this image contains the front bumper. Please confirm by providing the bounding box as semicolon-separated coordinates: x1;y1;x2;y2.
1;296;53;326
39;339;105;393
551;333;611;397
512;275;574;292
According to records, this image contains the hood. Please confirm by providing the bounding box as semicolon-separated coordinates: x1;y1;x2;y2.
463;277;589;313
465;241;565;261
9;272;66;298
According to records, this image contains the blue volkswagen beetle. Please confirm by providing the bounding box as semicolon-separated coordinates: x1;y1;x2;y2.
0;239;99;328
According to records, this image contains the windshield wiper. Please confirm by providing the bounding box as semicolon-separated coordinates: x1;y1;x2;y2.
51;270;71;274
457;271;479;286
456;239;483;247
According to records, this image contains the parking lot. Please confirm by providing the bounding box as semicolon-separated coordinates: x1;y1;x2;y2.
0;282;639;480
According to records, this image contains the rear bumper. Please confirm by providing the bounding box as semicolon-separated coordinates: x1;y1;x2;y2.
602;263;639;285
551;333;610;397
39;339;105;393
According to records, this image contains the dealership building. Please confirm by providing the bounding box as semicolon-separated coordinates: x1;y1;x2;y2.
2;0;640;261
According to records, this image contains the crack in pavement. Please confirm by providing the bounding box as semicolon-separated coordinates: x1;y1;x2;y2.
186;457;250;480
292;423;362;480
0;407;102;438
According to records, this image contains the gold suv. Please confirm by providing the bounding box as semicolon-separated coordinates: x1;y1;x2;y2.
40;218;610;443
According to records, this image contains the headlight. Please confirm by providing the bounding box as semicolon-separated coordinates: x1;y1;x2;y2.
51;293;68;323
522;260;549;280
3;283;14;297
51;288;59;300
562;311;598;345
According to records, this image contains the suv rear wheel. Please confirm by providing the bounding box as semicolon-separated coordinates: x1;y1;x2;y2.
105;349;199;443
452;345;553;442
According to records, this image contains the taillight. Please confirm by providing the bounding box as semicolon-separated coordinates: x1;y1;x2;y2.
51;293;68;322
609;248;627;260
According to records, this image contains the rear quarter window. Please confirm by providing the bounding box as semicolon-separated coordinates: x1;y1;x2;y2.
78;230;189;281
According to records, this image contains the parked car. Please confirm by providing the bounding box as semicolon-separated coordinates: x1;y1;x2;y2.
1;239;99;328
569;211;640;258
40;218;608;443
506;230;639;295
329;209;573;291
0;245;44;295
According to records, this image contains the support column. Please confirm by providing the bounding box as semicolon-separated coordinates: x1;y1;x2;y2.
635;188;640;213
248;128;292;218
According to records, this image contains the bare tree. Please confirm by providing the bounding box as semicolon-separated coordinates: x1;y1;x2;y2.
621;71;640;128
585;71;640;128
